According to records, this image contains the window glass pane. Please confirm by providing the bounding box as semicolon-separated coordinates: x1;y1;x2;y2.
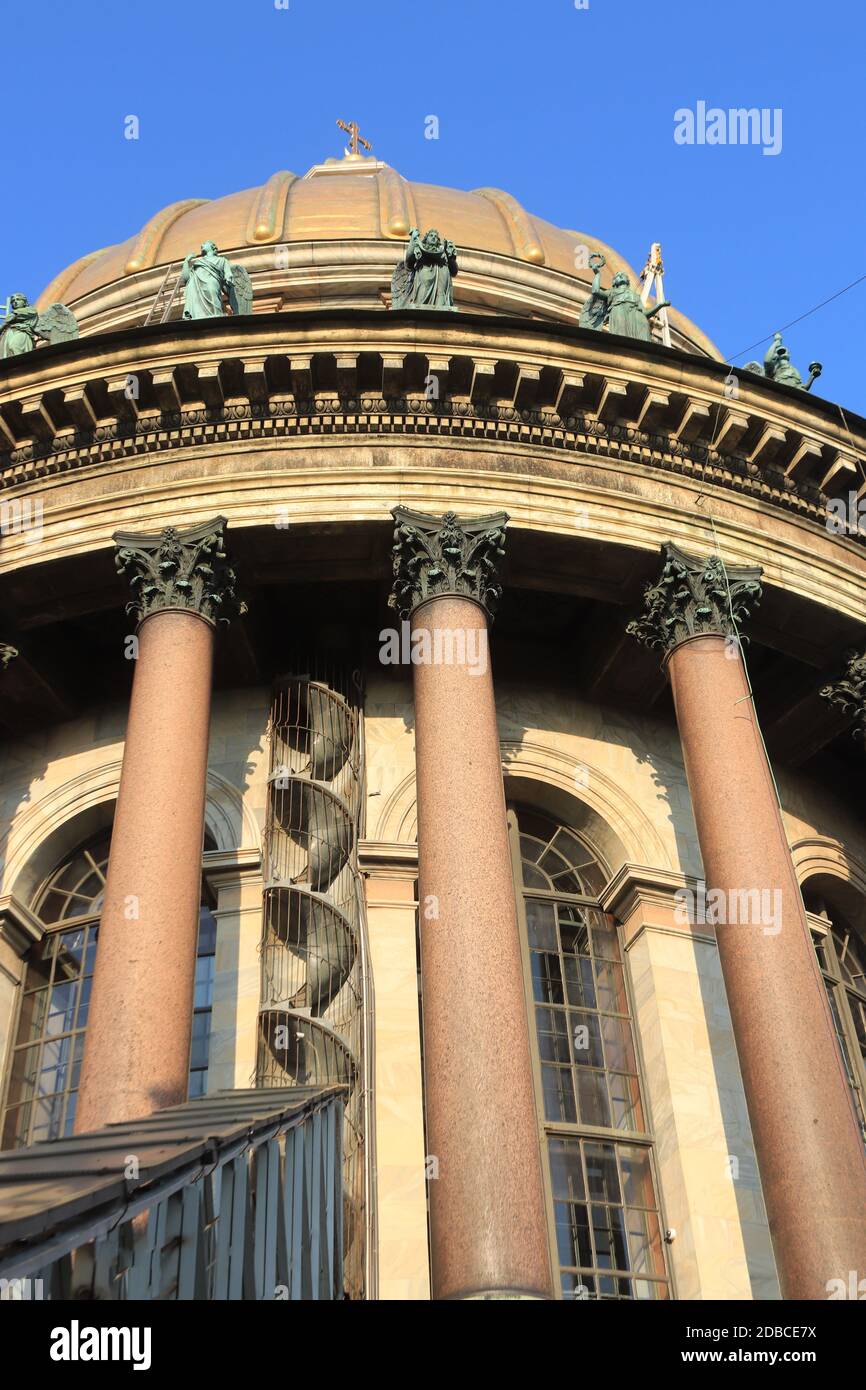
7;1045;40;1107
525;900;557;950
16;989;48;1045
559;906;591;957
519;834;544;865
591;919;621;961
542;1065;576;1123
564;955;596;1009
550;869;585;895
600;1014;637;1072
76;975;93;1031
2;1104;30;1150
39;1036;72;1095
569;1011;604;1068
561;1272;595;1300
575;1068;611;1128
608;1071;644;1132
591;1203;628;1271
197;906;217;956
556;1201;593;1269
64;1090;78;1137
848;993;866;1056
625;1206;666;1279
539;847;569;878
188;1069;207;1099
531;951;564;1005
46;982;78;1035
536;1008;570;1062
634;1277;668;1300
549;1137;586;1201
29;1094;64;1144
585;1142;621;1203
551;827;595;869
618;1144;656;1207
594;957;628;1013
194;954;215;1009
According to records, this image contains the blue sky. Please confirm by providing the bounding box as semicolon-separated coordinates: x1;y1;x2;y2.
3;0;865;413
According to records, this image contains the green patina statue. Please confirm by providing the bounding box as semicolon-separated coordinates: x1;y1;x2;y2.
179;241;253;320
0;294;78;358
391;227;458;310
581;253;670;341
579;253;608;330
744;333;822;392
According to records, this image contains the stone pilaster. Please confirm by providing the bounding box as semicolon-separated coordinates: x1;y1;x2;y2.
820;649;866;742
628;542;866;1300
388;506;551;1301
600;865;779;1300
358;841;430;1300
76;517;245;1133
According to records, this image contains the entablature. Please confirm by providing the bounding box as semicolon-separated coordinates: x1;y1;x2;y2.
0;310;862;541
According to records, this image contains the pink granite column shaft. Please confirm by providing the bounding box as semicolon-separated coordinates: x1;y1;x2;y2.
75;609;215;1132
75;516;242;1134
410;593;552;1300
668;632;866;1299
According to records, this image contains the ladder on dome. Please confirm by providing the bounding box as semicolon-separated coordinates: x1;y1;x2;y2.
639;242;672;348
144;262;183;325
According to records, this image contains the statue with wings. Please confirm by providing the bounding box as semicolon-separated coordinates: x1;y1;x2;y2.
179;242;253;319
743;333;822;392
0;294;79;358
227;264;253;317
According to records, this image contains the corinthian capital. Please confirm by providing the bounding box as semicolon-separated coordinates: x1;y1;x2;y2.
820;650;866;742
388;506;509;620
113;516;246;627
626;542;763;656
0;643;18;669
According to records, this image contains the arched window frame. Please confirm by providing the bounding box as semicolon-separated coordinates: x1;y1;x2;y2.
506;804;670;1301
0;827;219;1149
807;897;866;1145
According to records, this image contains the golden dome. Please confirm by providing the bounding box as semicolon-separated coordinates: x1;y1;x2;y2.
36;154;719;357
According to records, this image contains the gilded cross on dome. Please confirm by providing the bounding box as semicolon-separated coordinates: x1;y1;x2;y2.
336;119;372;158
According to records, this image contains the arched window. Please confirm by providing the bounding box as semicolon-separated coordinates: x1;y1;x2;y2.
1;830;217;1149
508;806;669;1301
806;890;866;1144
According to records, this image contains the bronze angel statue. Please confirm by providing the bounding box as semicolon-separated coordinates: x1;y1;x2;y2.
179;241;253;320
743;333;822;392
0;294;79;358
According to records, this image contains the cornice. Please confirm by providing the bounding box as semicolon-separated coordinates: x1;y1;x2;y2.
0;894;44;958
358;839;419;879
203;845;263;889
599;863;718;948
0;313;861;535
600;862;703;917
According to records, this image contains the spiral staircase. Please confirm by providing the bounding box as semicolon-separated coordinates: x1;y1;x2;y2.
255;669;372;1299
